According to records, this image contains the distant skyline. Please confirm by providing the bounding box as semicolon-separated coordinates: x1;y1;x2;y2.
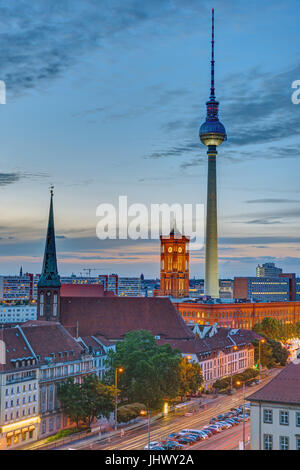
0;0;300;278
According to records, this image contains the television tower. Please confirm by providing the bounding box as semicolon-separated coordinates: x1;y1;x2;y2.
199;8;227;298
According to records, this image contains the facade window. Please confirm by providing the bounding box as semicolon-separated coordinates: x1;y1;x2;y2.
296;412;300;427
53;293;58;316
280;410;289;426
280;436;289;450
296;437;300;450
264;434;273;450
263;409;273;424
40;293;44;316
49;418;54;432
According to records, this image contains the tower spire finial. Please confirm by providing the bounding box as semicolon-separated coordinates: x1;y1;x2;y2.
210;8;215;99
38;189;60;288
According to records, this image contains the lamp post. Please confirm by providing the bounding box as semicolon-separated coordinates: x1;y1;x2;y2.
230;345;238;393
236;377;253;450
236;380;246;449
184;355;192;401
258;339;265;383
140;409;151;449
114;367;124;431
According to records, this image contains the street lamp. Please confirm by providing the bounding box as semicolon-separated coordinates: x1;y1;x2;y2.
236;377;253;450
230;345;238;393
114;367;124;431
258;339;265;383
184;355;192;401
140;408;151;449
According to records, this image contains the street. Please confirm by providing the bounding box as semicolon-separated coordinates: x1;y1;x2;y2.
72;369;279;451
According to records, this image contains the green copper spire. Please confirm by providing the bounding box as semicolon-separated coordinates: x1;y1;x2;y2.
38;187;61;288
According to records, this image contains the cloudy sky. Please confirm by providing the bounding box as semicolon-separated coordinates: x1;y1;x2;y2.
0;0;300;278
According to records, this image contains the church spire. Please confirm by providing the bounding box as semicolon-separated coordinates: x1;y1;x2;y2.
38;186;61;288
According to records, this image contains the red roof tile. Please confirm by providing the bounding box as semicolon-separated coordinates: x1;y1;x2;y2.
60;297;194;340
248;362;300;405
61;283;114;298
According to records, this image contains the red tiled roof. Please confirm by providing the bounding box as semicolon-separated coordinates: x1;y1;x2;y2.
61;283;114;298
157;327;258;356
21;321;83;363
0;327;35;372
60;297;194;340
248;362;300;405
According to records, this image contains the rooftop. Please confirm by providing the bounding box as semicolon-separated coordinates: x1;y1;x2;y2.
248;362;300;406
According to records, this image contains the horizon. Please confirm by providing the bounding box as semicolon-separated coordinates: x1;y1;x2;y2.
0;0;300;279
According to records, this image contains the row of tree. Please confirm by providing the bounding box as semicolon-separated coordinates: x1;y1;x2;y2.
253;317;300;343
213;368;259;392
104;330;203;410
57;330;204;428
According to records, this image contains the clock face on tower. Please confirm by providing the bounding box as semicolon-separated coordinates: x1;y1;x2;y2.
168;247;172;253
178;247;183;253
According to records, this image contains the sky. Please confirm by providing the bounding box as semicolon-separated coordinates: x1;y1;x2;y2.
0;0;300;279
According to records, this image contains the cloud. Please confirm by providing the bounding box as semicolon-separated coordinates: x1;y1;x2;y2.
0;0;218;96
246;218;283;225
245;198;300;204
0;172;48;187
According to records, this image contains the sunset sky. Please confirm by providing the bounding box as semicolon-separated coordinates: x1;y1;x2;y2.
0;0;300;278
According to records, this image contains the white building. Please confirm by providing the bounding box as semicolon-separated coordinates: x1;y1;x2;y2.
249;361;300;450
0;305;37;323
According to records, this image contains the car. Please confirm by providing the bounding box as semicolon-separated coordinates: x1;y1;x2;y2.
177;437;194;445
167;433;180;440
218;421;232;429
163;441;183;450
188;431;208;440
151;446;165;450
201;429;213;438
202;426;218;435
210;417;217;424
206;425;222;433
144;441;161;450
217;414;224;420
225;418;239;426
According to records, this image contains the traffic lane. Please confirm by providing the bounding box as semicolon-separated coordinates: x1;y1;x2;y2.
79;370;279;450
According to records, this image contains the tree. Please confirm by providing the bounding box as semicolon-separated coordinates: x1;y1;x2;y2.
57;379;85;428
117;403;146;423
57;374;116;428
178;357;203;399
253;338;275;369
104;330;182;410
253;317;298;343
80;375;116;427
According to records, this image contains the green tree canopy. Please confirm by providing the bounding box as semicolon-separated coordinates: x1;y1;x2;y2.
57;374;116;428
104;330;182;410
178;357;203;399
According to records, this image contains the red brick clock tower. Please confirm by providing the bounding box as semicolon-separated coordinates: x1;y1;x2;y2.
160;229;189;298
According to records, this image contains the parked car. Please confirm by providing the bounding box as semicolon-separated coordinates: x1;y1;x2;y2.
210;417;217;424
151;446;165;450
177;437;194;445
167;433;181;440
218;421;232;429
217;414;224;420
163;441;183;450
201;429;213;438
202;426;218;435
144;441;162;450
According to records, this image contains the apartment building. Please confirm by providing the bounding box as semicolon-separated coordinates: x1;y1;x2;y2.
249;361;300;450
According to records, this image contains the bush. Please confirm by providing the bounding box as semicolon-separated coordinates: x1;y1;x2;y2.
45;428;80;443
117;403;146;423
